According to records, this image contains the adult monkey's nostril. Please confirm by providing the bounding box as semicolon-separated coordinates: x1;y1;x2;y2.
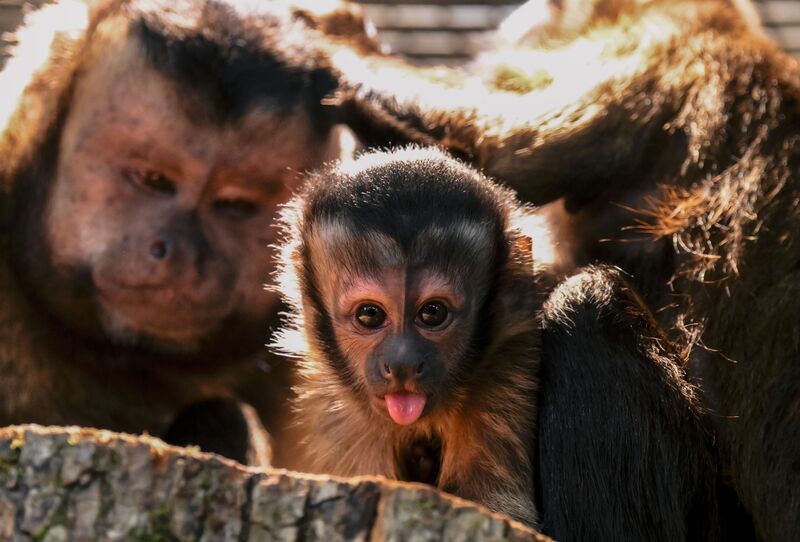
150;240;168;260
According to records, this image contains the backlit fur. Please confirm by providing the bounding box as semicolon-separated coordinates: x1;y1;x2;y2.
333;0;799;538
273;147;544;527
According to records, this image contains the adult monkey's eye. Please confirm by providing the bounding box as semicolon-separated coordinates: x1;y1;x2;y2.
417;302;448;328
143;171;176;195
355;304;387;328
213;198;260;218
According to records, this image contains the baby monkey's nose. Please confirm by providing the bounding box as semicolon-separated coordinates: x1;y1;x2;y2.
381;359;425;382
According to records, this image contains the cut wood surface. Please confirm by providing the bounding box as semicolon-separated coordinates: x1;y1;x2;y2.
0;425;548;542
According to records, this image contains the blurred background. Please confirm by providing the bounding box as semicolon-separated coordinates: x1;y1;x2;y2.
2;0;799;66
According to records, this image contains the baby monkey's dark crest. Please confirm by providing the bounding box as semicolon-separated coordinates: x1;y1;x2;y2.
273;147;541;526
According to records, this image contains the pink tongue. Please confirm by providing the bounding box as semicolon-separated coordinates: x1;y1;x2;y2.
384;393;427;425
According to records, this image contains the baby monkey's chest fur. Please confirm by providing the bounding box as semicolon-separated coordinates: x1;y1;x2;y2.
395;434;442;486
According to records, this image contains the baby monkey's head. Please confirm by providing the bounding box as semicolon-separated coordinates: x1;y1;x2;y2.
275;147;538;427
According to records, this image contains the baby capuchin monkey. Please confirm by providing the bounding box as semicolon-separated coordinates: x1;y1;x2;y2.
273;147;543;526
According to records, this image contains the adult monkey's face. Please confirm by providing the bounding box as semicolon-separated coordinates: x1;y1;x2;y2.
43;35;333;353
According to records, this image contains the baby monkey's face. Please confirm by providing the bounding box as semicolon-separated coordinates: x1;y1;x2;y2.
328;265;481;426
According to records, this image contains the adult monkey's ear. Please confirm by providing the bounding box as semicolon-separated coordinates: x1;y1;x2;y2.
258;1;385;160
490;230;543;346
289;0;383;55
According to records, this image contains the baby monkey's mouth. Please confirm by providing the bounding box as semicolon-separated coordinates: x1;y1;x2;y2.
374;392;427;425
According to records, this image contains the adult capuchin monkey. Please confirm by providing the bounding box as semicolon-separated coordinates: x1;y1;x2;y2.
272;147;719;538
0;0;379;466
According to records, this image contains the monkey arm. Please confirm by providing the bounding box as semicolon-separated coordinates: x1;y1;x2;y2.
537;266;719;541
334;49;681;206
332;2;753;207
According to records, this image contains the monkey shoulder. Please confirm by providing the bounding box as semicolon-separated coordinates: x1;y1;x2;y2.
542;265;662;343
539;265;684;387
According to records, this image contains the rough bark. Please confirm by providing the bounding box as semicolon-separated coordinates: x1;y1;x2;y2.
0;425;548;542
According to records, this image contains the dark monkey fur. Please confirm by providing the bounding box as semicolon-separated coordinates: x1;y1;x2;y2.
328;0;799;539
0;0;376;465
272;147;719;536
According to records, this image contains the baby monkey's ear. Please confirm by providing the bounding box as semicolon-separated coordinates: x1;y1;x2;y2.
492;232;540;342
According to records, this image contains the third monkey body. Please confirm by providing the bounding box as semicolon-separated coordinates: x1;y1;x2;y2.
331;2;800;536
272;147;720;538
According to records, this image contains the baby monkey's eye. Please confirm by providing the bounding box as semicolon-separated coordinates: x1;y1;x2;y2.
417;302;448;328
355;304;387;329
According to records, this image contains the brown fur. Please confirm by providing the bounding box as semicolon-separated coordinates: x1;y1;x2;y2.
0;0;372;466
271;147;723;539
331;0;799;538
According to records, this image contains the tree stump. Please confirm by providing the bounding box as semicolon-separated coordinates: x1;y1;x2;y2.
0;425;548;541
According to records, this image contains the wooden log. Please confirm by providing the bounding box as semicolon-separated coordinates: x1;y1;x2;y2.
0;425;548;542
